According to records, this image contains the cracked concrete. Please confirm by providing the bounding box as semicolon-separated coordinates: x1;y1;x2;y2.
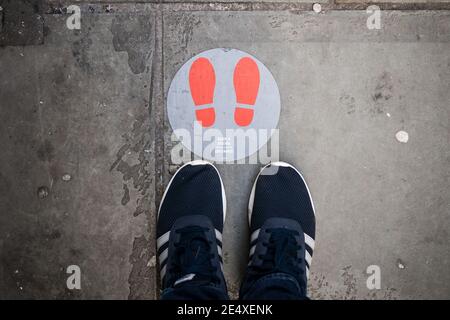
0;7;156;299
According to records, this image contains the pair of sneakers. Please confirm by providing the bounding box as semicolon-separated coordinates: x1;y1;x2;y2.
156;160;316;299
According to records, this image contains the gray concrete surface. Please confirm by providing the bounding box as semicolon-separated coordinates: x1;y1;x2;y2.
0;2;449;299
0;6;157;299
164;9;450;299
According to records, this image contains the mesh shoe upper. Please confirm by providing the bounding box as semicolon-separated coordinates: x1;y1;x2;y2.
249;163;315;239
157;162;225;237
242;162;316;298
157;161;226;291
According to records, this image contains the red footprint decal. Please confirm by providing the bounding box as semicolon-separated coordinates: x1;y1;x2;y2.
233;57;260;127
189;57;216;127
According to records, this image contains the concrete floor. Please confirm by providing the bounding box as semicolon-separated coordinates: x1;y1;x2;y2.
0;2;449;299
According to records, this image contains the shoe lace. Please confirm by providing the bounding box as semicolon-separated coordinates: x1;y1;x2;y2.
254;228;304;279
168;226;219;286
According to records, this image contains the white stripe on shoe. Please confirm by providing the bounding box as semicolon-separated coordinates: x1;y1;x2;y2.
158;228;223;281
174;273;196;286
304;233;315;251
250;229;260;243
157;231;170;250
161;265;167;280
249;244;256;257
305;249;312;267
159;248;168;265
215;229;222;243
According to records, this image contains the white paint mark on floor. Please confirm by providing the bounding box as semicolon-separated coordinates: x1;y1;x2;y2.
395;130;409;143
313;3;322;13
147;255;156;268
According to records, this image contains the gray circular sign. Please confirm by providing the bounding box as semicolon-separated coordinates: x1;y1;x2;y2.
167;48;280;162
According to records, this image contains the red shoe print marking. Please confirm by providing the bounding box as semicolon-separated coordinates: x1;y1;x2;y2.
233;57;260;127
189;57;216;127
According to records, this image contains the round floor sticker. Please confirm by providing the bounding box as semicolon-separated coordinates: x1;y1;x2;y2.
167;48;280;162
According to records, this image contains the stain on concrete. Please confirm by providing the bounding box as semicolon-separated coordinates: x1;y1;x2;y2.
69;248;82;257
45;229;61;240
382;287;399;299
269;15;288;29
0;0;44;46
374;72;394;99
341;265;357;299
110;114;152;217
309;273;340;299
166;14;201;59
36;139;54;162
397;258;406;269
179;15;201;53
2;227;63;299
110;15;154;75
373;72;393;98
369;71;395;116
226;280;240;300
128;235;155;299
423;227;448;246
121;183;130;205
339;93;356;115
109;96;155;298
43;25;51;38
71;30;93;73
37;186;49;199
93;144;108;157
0;173;11;197
308;268;399;300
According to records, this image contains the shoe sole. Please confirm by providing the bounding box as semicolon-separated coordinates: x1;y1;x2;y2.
158;160;227;222
247;161;316;225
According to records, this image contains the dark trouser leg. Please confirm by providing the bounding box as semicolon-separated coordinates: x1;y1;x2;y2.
161;282;229;300
240;272;307;300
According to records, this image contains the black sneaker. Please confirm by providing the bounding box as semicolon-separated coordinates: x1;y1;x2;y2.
157;160;227;293
240;162;316;298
